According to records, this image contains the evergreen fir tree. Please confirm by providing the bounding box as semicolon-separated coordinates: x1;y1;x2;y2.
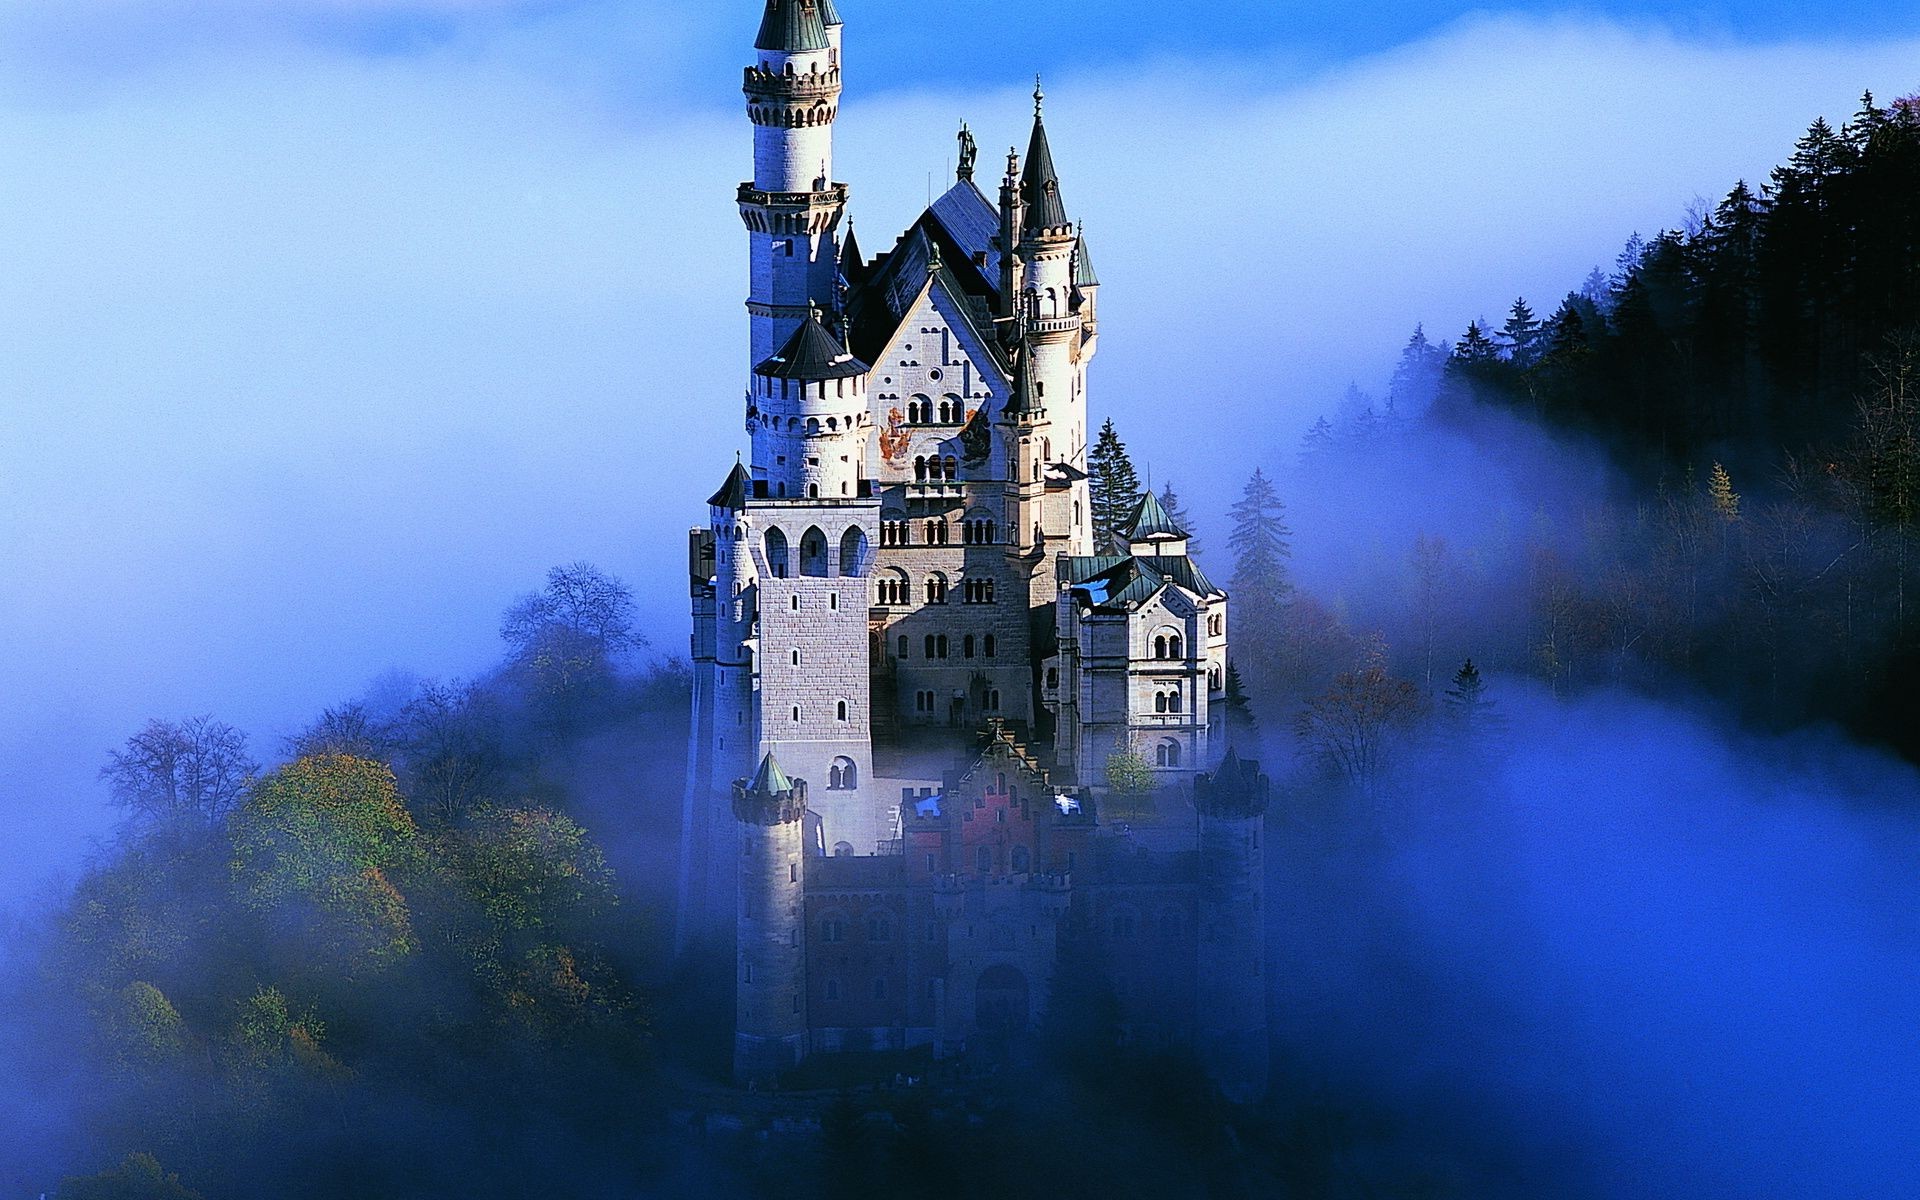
1454;321;1500;364
1387;325;1447;414
1300;416;1336;463
1502;298;1542;365
1442;659;1501;744
1222;660;1260;749
1158;481;1201;557
1228;469;1295;667
1087;418;1143;551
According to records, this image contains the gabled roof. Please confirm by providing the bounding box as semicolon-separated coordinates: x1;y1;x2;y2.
1062;554;1223;612
708;462;752;511
754;310;869;380
751;752;794;795
1073;230;1099;288
755;0;830;52
1022;104;1069;235
1124;490;1187;543
926;180;1005;293
844;225;1008;379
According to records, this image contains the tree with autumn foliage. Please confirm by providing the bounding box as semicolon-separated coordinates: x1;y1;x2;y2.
1295;639;1423;796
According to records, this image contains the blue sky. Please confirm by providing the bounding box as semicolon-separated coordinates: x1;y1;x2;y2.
1;1;1917;901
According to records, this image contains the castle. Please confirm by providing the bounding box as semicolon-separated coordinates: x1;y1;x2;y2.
677;0;1272;1103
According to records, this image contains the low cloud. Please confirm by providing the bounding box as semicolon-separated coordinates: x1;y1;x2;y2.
2;10;1916;898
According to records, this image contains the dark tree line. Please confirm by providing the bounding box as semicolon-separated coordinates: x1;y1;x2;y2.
1441;94;1920;464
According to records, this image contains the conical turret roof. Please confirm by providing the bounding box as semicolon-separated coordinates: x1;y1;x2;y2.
754;309;870;380
1073;230;1100;288
755;0;830;52
1021;85;1069;235
751;752;795;795
1125;489;1188;543
818;0;843;26
707;461;753;510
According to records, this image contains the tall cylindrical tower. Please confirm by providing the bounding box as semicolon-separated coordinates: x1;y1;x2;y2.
734;753;809;1084
750;308;872;501
741;0;848;369
1194;749;1272;1104
1017;83;1093;553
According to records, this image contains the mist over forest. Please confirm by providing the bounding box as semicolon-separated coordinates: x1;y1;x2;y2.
4;6;1920;1198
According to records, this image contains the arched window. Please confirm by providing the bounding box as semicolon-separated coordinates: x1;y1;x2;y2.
839;526;868;576
937;635;949;658
1011;845;1030;873
799;526;829;577
836;700;849;722
976;845;993;874
1170;636;1184;659
868;914;891;942
925;634;936;659
1155;740;1182;768
1168;688;1182;714
944;456;958;480
806;417;820;436
914;456;928;481
985;635;997;658
898;635;909;658
764;527;790;578
828;757;857;790
963;634;976;658
832;842;854;858
987;689;1001;711
925;573;948;604
1154;635;1168;659
1155;692;1168;714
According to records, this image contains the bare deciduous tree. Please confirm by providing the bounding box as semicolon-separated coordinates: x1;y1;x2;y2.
102;717;257;830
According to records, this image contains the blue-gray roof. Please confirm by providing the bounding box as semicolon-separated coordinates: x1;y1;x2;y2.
708;462;752;510
927;180;1004;289
1124;490;1187;543
755;311;869;380
755;0;830;52
1063;554;1223;612
1022;113;1069;234
1073;231;1099;288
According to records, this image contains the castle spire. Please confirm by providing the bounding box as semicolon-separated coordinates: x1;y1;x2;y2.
1022;83;1069;236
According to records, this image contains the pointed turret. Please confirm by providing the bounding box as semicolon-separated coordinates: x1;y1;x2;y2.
1121;483;1182;545
839;220;865;285
708;461;754;511
751;751;795;797
755;0;830;52
1073;227;1100;289
1022;80;1070;237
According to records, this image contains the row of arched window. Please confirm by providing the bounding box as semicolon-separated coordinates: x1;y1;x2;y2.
905;395;966;424
1153;688;1184;714
914;456;959;482
1152;633;1185;659
876;517;998;546
763;525;869;578
899;633;997;659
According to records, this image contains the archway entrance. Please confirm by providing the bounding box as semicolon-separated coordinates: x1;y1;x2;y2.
974;964;1030;1033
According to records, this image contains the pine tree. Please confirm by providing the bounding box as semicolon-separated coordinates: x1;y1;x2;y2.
1087;418;1143;551
1442;659;1502;745
1158;480;1201;556
1299;416;1336;463
1222;660;1260;749
1388;325;1447;414
1502;298;1542;365
1454;321;1499;364
1228;469;1295;670
1708;461;1741;522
